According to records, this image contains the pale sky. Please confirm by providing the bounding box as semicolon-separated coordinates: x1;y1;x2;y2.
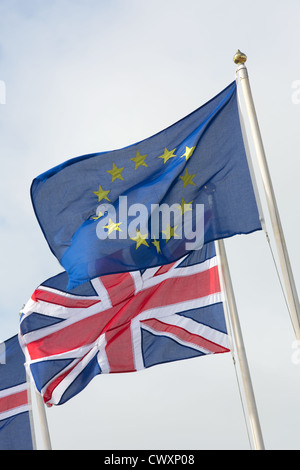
1;0;300;450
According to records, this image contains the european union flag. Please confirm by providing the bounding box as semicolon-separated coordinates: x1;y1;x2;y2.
31;81;261;289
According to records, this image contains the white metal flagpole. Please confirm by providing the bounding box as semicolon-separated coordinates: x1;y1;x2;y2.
35;389;52;450
23;343;52;449
20;309;52;450
215;239;265;450
26;368;37;450
233;50;300;342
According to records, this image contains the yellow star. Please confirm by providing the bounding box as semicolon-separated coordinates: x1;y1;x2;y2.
161;224;179;242
93;185;111;202
181;146;196;161
130;229;149;249
177;198;193;215
104;218;122;235
107;162;125;182
152;237;161;254
130;150;148;170
179;169;196;188
158;147;176;164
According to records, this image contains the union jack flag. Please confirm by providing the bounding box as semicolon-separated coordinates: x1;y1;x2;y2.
19;243;230;407
0;335;33;450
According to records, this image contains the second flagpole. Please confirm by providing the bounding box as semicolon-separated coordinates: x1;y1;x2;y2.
234;50;300;342
215;239;265;450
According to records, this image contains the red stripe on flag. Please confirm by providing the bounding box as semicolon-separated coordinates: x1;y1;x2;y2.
42;361;79;406
153;261;178;276
32;289;101;308
105;323;135;373
0;390;28;413
141;318;229;354
42;351;98;406
146;265;221;308
99;272;136;306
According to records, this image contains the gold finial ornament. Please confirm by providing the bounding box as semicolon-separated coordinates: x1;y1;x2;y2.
233;49;247;65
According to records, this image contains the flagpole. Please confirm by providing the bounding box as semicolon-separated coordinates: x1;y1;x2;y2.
21;324;52;450
215;239;265;450
234;50;300;342
26;369;37;450
35;390;52;450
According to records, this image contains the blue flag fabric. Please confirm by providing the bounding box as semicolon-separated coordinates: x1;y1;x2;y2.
31;81;261;289
0;335;33;450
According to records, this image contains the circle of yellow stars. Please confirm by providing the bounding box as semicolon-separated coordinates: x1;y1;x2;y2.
92;144;197;253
